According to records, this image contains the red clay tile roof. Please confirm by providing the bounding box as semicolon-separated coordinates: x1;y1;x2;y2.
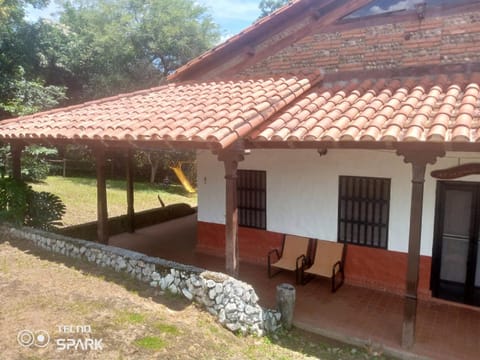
3;72;479;149
0;74;321;149
250;73;480;144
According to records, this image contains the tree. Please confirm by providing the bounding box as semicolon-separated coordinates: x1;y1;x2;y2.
0;67;66;116
0;144;59;181
0;0;48;24
0;1;68;119
58;0;220;99
17;19;81;100
1;0;220;116
135;150;195;185
258;0;290;18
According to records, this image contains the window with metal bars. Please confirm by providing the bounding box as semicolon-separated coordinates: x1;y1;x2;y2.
237;170;267;230
338;176;390;249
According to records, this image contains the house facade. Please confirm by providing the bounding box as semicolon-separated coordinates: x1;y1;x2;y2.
2;0;480;348
197;148;480;302
180;0;480;309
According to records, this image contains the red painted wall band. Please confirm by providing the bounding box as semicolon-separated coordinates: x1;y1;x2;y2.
197;221;431;297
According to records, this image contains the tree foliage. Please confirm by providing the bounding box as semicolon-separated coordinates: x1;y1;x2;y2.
0;0;48;24
0;0;220;117
0;1;67;119
135;150;196;184
21;145;58;181
0;67;67;116
258;0;290;18
0;144;58;181
58;0;220;99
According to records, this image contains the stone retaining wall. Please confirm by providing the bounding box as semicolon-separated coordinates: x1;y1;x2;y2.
0;225;281;336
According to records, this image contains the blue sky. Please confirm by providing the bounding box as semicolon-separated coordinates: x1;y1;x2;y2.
26;0;262;39
200;0;262;37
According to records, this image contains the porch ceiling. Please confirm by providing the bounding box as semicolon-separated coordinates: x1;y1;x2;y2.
249;71;480;147
0;73;321;150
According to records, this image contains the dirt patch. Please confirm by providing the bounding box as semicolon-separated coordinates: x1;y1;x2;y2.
0;237;391;359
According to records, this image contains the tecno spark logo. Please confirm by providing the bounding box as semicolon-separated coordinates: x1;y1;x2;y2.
17;330;50;348
17;325;103;351
55;325;103;351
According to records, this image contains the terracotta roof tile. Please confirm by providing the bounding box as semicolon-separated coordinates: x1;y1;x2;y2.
251;73;480;144
0;73;321;149
3;71;479;148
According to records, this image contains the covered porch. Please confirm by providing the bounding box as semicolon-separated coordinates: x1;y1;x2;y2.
2;71;480;354
109;217;480;360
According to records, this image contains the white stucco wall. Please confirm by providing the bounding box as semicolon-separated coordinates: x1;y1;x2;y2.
196;149;480;257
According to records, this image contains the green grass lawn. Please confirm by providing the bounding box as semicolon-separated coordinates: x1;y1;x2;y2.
31;176;197;227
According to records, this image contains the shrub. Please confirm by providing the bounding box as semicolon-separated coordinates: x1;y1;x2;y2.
0;178;65;230
25;191;66;230
0;144;58;182
21;145;58;182
0;178;29;225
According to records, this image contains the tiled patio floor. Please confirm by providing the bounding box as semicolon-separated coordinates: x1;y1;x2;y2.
110;216;480;360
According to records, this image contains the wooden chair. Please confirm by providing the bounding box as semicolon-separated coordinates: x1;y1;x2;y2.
267;234;311;284
300;239;345;292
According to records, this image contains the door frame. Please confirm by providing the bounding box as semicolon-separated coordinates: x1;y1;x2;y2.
431;180;480;305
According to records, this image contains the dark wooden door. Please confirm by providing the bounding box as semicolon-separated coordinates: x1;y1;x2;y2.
432;182;480;306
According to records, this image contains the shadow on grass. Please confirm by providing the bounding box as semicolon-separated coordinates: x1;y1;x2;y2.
2;236;190;313
157;184;196;197
264;327;394;360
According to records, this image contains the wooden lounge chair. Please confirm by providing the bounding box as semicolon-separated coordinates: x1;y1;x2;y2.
267;234;311;284
300;239;345;292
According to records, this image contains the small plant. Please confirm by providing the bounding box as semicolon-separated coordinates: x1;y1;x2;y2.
154;322;179;335
134;336;166;351
26;191;66;230
116;311;146;325
0;178;29;225
0;178;65;230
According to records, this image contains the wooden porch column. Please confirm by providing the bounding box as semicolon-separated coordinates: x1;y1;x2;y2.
11;142;24;181
94;146;109;244
396;145;444;349
126;149;135;233
218;149;244;278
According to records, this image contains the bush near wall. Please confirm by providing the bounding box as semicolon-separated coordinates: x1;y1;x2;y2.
0;178;66;230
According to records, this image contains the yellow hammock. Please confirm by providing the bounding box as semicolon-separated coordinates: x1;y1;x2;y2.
170;162;196;193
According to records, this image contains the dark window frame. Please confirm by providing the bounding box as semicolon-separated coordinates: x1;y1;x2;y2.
337;176;390;249
237;170;267;230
